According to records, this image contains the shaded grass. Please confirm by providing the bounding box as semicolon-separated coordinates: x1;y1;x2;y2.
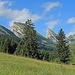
0;53;75;75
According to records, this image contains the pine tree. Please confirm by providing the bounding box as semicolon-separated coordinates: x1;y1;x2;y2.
56;29;70;64
3;38;11;53
15;19;38;58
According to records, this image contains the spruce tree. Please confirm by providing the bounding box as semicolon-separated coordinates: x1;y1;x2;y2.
15;19;38;58
56;29;70;64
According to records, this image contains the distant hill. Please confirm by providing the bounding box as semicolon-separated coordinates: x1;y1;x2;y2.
0;53;75;75
0;25;16;36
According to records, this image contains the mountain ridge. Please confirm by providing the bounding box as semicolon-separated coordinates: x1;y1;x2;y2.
10;22;56;50
0;24;16;36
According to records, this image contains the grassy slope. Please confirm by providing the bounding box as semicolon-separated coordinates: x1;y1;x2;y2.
0;53;75;75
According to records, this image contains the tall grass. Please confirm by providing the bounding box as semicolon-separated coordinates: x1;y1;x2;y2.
0;53;75;75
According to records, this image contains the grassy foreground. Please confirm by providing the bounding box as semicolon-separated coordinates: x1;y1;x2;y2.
0;53;75;75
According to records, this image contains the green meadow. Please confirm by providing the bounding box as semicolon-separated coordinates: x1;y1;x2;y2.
0;53;75;75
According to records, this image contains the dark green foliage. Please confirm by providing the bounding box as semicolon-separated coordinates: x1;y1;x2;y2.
0;35;18;54
36;50;44;60
36;49;58;62
43;51;49;61
56;29;70;64
3;38;11;53
15;19;38;58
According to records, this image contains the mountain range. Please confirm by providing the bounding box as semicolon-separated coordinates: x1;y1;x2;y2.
10;22;56;50
0;22;75;50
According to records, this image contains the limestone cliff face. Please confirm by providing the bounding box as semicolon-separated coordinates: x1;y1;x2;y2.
10;22;24;38
46;28;57;43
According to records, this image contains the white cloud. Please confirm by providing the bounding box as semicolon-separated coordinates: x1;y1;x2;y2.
66;17;75;37
66;32;74;37
42;2;61;12
66;25;75;37
0;1;4;8
0;1;12;8
45;20;60;29
0;1;41;27
67;17;75;24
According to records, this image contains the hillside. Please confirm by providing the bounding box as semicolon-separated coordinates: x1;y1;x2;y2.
0;25;16;36
0;53;75;75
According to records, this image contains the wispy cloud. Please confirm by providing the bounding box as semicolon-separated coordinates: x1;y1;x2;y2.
0;0;12;8
66;25;75;37
45;20;60;29
0;1;41;27
66;17;75;36
67;17;75;24
42;2;61;12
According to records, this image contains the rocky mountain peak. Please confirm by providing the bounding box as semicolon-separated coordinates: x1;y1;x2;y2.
46;28;57;43
10;22;24;38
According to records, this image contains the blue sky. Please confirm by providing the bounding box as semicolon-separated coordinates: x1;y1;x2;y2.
0;0;75;37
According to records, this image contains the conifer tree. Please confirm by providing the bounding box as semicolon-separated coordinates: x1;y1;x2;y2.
56;29;70;64
15;19;38;58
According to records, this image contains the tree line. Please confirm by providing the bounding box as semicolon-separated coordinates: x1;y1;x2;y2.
0;35;18;54
0;19;71;64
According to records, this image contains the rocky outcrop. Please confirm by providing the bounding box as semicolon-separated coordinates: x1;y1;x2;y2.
46;28;57;43
10;22;24;38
